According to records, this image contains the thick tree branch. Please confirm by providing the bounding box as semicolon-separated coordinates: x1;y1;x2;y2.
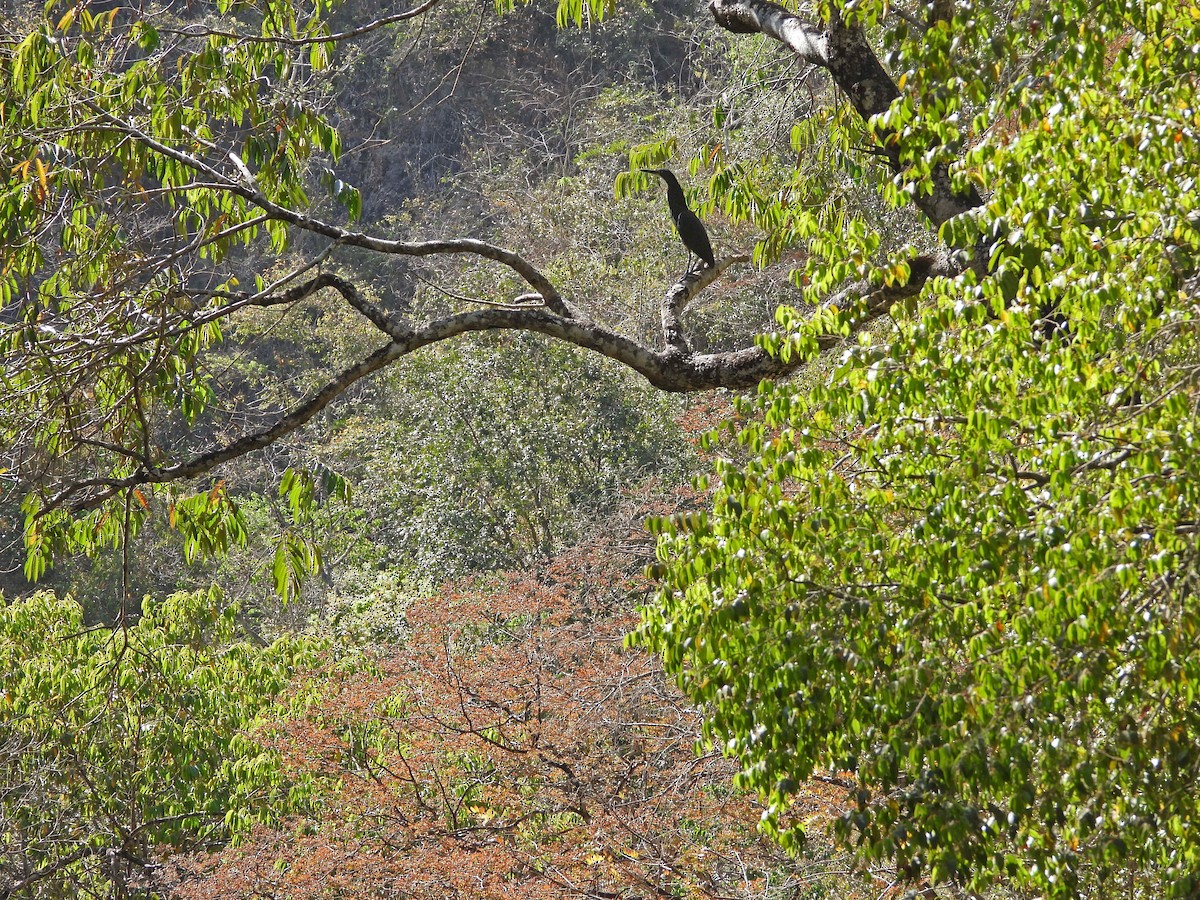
708;0;830;62
709;0;981;227
57;252;962;511
41;26;982;514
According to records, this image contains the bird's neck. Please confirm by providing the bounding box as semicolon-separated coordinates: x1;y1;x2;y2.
664;182;687;212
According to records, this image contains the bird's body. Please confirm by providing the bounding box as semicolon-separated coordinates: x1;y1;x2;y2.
642;168;716;270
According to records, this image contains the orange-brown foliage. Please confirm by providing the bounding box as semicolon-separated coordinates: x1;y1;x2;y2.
169;503;859;899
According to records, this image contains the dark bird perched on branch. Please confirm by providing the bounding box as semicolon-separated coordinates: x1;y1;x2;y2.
642;168;716;271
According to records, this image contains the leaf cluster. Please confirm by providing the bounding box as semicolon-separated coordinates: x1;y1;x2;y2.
637;0;1200;894
0;587;322;896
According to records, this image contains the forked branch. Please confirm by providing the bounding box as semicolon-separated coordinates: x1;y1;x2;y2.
54;250;963;512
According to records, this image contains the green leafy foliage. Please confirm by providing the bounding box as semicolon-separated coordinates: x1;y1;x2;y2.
326;334;694;580
0;587;322;896
169;482;250;564
266;465;349;601
637;0;1200;895
1;0;348;578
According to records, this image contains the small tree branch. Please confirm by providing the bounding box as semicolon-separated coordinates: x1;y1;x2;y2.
84;106;574;317
154;0;444;47
4;846;98;898
660;255;749;354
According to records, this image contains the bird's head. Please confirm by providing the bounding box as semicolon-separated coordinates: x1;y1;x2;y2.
639;167;683;193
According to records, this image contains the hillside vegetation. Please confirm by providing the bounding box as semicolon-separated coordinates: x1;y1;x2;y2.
2;0;1199;897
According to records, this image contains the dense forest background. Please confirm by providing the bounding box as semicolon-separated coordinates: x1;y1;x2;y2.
2;1;855;896
3;0;1199;897
1;0;744;616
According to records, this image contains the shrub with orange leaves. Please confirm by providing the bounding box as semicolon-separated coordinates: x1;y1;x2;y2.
168;513;865;899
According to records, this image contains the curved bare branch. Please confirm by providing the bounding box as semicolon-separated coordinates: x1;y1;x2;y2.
84;106;573;317
53;251;964;512
154;0;444;47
